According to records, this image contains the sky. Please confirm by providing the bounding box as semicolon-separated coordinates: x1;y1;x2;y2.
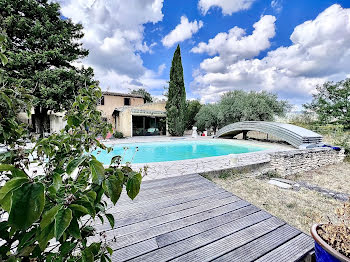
56;0;350;107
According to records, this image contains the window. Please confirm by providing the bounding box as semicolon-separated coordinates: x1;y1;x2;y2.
124;97;130;106
98;96;105;106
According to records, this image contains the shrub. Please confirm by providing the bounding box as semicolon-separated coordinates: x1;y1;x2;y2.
113;131;124;139
0;85;142;261
334;131;350;155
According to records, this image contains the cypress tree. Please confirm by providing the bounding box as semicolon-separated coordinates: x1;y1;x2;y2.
166;45;187;136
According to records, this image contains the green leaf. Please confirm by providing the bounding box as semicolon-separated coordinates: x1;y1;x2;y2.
40;205;62;229
88;242;101;255
0;177;28;202
75;199;95;218
86;191;97;203
0;164;27;177
66;156;87;175
67;115;82;127
51;172;62;193
0;191;12;212
17;227;37;251
126;172;142;200
69;204;89;215
54;208;73;240
102;175;122;205
38;223;54;250
106;246;113;256
7;256;17;262
110;155;121;165
0;52;8;66
89;159;105;185
82;249;94;262
97;214;104;224
0;34;5;42
105;214;115;228
18;245;35;257
8;182;45;230
67;217;81;239
60;241;77;257
100;254;107;262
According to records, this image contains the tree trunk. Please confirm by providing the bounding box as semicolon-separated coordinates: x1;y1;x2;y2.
243;130;248;140
34;107;49;137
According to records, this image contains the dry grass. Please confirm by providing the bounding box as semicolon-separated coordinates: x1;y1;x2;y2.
209;173;343;234
290;162;350;195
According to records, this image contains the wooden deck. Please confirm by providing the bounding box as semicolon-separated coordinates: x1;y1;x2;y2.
93;174;314;261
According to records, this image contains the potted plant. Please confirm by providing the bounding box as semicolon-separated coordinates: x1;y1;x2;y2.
311;200;350;262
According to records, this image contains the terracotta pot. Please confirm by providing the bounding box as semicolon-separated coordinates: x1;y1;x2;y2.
311;224;350;262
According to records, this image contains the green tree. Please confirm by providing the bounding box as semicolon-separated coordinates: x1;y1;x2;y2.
185;100;202;130
0;85;142;261
130;88;153;103
195;104;221;132
304;79;350;128
218;90;289;126
0;33;32;150
195;90;290;131
166;45;186;136
0;0;95;135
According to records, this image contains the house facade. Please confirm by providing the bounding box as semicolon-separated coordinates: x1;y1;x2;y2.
97;91;167;137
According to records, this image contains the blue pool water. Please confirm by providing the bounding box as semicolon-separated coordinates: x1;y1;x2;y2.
92;140;267;164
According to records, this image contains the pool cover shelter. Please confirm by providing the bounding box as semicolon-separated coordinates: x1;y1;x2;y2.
217;121;323;148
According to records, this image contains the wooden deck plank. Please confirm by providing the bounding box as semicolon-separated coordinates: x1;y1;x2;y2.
137;174;205;190
116;179;215;204
168;218;286;262
113;210;272;262
94;173;314;262
156;207;263;248
115;179;222;206
212;225;301;262
106;187;227;219
96;200;251;248
255;233;314;262
115;212;271;261
140;173;199;186
96;195;241;234
129;217;283;262
94;191;232;230
106;183;220;214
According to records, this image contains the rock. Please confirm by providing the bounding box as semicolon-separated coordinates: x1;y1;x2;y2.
268;179;292;189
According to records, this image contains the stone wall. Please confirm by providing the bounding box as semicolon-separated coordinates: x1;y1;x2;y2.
267;147;346;177
131;144;346;180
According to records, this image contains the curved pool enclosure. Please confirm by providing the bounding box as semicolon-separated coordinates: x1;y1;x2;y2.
92;140;267;164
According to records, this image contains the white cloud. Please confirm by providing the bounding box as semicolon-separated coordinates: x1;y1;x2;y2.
192;15;276;72
198;0;256;15
162;16;203;48
271;0;283;14
157;63;166;75
55;0;165;92
191;4;350;105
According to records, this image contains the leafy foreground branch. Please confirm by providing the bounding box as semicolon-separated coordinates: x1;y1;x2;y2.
0;85;142;261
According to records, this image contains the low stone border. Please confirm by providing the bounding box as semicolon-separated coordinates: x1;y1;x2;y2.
132;146;345;181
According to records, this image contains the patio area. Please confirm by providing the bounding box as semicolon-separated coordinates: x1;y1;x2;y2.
93;173;314;261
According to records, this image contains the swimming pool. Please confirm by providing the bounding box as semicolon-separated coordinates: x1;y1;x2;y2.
92;140;267;164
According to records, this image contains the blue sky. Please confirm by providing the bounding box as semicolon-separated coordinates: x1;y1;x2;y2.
57;0;350;106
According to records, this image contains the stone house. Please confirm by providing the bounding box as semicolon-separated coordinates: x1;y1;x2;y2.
97;91;167;137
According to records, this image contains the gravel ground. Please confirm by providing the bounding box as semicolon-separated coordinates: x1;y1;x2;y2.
290;161;350;195
205;171;344;235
